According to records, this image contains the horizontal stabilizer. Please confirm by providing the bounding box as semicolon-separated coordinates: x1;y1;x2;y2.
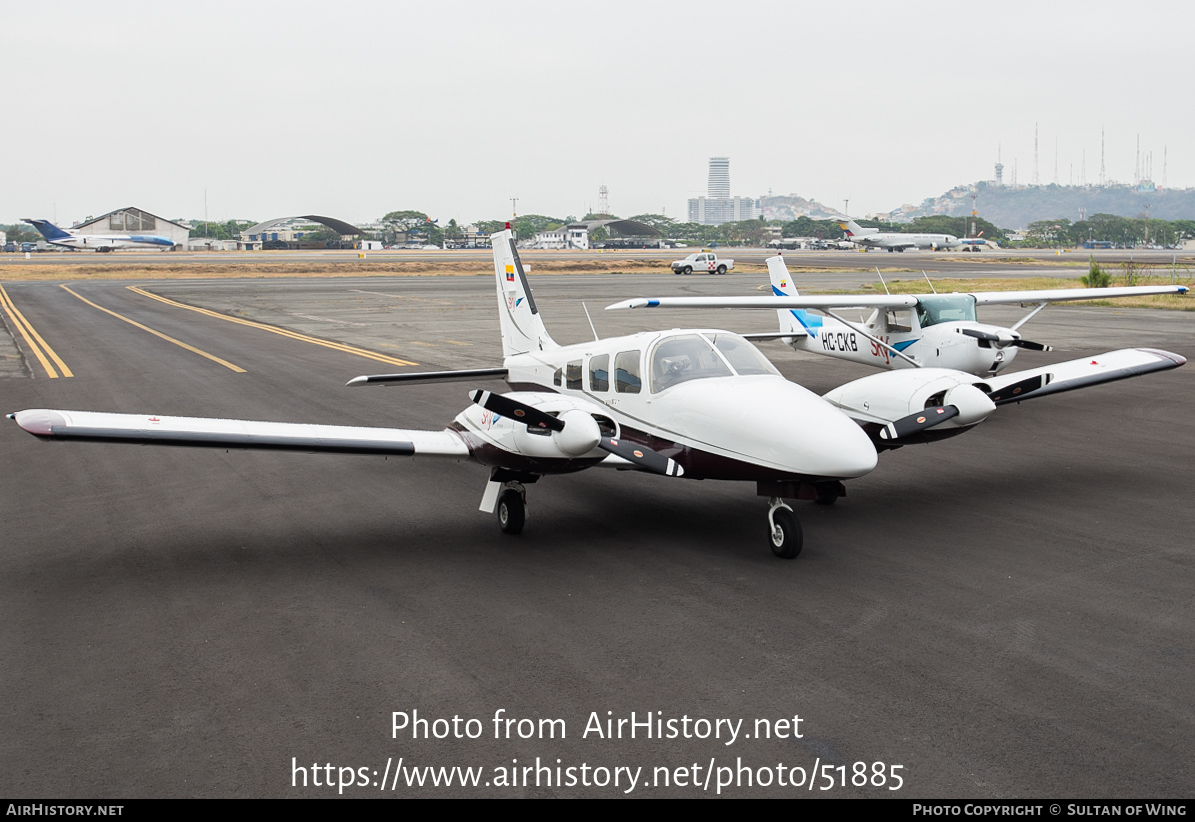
741;330;808;340
607;295;917;311
9;409;470;457
978;348;1186;405
347;367;507;387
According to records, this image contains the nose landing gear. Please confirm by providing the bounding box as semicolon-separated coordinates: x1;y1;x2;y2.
767;497;802;559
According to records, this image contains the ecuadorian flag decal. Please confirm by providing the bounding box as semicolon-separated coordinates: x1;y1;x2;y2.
505;264;515;283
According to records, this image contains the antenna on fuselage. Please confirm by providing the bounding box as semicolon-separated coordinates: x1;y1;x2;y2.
922;271;937;294
582;302;599;341
875;267;891;295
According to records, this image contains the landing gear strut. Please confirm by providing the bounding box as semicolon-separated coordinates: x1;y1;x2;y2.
767;497;802;559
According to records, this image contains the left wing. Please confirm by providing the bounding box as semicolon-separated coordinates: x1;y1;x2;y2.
9;409;470;457
607;295;917;310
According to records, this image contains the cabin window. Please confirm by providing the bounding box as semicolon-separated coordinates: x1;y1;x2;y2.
589;354;609;392
565;360;582;390
884;309;913;333
614;350;641;394
650;334;731;393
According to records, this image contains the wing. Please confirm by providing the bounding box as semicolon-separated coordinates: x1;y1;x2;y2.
9;409;470;457
972;285;1187;305
977;348;1186;405
606;295;917;310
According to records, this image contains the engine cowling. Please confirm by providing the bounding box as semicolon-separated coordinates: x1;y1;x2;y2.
942;383;995;426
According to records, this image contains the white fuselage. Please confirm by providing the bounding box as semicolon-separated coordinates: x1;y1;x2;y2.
49;232;174;251
848;232;961;251
782;294;1021;376
455;329;878;482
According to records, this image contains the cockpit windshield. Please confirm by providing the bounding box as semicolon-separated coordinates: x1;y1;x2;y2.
707;333;780;377
916;294;977;328
649;333;778;392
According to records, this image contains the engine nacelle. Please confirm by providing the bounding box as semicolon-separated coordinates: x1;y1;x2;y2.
552;409;601;456
459;392;614;461
822;368;991;429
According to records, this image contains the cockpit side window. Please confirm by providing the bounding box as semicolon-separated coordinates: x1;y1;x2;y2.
884;309;913;333
650;334;731;393
614;350;641;394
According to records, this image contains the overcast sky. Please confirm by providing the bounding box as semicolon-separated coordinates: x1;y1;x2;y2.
3;1;1190;227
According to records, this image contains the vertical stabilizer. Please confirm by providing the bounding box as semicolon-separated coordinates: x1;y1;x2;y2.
491;228;557;357
836;218;876;238
766;254;815;338
22;219;71;241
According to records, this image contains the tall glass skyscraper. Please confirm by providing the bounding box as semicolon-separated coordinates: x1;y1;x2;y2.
708;157;730;199
688;157;759;225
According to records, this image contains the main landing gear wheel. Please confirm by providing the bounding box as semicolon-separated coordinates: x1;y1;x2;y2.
497;489;525;535
767;499;802;559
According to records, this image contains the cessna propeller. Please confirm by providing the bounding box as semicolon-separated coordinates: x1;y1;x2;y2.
957;327;1052;352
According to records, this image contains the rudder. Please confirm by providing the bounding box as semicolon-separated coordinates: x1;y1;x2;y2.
491;228;557;357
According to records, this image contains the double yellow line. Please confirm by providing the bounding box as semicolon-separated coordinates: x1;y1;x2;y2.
0;283;72;378
126;286;418;367
61;284;245;373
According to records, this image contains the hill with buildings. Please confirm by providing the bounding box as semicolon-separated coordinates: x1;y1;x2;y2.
883;182;1195;230
759;194;846;222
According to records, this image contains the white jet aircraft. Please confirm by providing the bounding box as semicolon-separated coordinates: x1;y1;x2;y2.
9;229;1187;559
837;218;961;252
23;219;175;252
608;254;1189;377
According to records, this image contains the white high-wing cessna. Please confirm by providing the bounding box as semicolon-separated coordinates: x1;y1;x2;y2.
608;254;1189;378
9;230;1188;559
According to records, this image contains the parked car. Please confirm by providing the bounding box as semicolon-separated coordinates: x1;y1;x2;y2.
20;242;35;253
671;251;735;275
3;242;15;253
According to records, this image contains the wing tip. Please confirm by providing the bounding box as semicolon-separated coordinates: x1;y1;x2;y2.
1137;348;1187;367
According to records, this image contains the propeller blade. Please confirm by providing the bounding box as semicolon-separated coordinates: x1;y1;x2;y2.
597;436;684;476
959;328;999;342
878;405;960;441
469;390;564;431
1010;339;1053;352
984;374;1048;404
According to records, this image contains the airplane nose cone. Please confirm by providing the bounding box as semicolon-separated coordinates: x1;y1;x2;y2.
663;377;877;479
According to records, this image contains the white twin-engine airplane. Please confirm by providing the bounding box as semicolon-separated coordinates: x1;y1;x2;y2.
9;230;1188;560
610;254;1189;378
23;219;175;252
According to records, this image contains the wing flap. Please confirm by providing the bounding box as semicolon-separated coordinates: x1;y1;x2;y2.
972;285;1187;305
979;348;1186;405
10;409;470;457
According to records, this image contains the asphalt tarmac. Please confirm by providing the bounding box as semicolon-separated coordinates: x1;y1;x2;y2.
1;271;1192;798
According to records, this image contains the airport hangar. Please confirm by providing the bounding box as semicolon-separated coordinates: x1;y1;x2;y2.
239;215;363;250
71;207;191;248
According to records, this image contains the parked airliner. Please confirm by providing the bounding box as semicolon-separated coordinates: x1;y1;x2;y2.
23;219;175;252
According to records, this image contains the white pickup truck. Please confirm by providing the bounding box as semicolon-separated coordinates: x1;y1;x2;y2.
671;251;734;275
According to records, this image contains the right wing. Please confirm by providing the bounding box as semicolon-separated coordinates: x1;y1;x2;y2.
9;409;470;457
972;285;1188;305
977;348;1186;405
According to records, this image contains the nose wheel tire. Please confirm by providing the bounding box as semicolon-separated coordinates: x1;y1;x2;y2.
497;489;526;535
768;506;802;559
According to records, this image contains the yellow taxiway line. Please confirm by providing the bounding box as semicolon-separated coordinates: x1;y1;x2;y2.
60;284;245;373
126;285;418;367
0;283;73;378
